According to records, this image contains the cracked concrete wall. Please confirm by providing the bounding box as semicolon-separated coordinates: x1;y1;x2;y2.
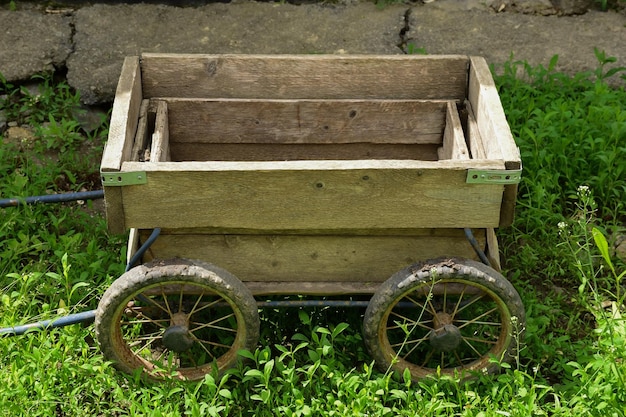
66;2;406;104
0;10;73;81
1;1;624;104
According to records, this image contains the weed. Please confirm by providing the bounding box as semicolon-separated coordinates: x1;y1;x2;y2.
556;186;626;414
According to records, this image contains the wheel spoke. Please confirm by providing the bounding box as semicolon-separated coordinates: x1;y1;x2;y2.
390;334;429;349
191;321;238;334
404;294;432;314
455;319;502;327
128;333;161;348
457;307;499;330
387;320;433;332
188;291;207;316
194;337;233;350
399;335;430;360
389;311;434;331
189;297;223;315
161;286;174;316
178;286;185;315
133;296;170;315
188;334;217;359
421;349;434;367
450;284;468;321
455;292;486;315
463;336;497;345
453;350;464;367
123;310;168;329
122;318;170;326
462;337;484;357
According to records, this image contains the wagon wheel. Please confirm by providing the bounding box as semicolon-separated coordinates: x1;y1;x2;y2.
95;259;259;381
363;258;524;381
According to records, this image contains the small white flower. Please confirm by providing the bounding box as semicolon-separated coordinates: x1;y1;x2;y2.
577;185;590;195
558;221;567;230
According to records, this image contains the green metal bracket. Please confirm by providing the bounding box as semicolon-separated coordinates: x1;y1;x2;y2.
101;171;147;187
466;169;522;185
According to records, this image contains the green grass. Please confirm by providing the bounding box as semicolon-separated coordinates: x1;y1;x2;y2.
1;53;626;416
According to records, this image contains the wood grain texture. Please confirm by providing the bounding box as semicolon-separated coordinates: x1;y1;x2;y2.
140;54;469;100
138;229;486;283
160;98;449;145
131;99;151;162
169;142;441;162
101;56;143;171
101;56;143;234
119;159;505;230
468;56;520;165
485;227;501;271
150;100;170;162
465;101;487;159
438;101;469;160
468;57;521;227
244;281;383;296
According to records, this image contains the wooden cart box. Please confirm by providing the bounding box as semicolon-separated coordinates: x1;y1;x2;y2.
100;54;521;294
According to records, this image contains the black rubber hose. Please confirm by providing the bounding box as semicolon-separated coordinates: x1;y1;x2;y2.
0;190;105;208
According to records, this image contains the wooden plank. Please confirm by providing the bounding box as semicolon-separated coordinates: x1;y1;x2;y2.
162;98;449;145
126;228;140;265
438;101;470;160
468;56;520;165
119;159;505;230
140;54;469;100
138;230;486;283
150;100;170;162
101;56;143;234
131;99;151;162
468;57;521;227
101;56;143;170
150;226;483;237
245;281;382;296
485;227;501;272
170;142;440;162
465;101;487;159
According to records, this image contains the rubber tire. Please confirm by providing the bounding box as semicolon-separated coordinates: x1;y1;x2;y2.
363;257;525;381
95;258;259;381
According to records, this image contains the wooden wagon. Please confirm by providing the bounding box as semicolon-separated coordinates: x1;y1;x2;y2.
97;53;524;381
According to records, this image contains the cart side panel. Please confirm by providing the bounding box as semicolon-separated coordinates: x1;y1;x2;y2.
163;98;449;145
101;56;143;234
119;160;506;231
468;56;522;227
138;229;487;284
140;54;470;101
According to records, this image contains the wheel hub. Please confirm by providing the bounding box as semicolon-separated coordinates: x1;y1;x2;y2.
429;312;462;352
162;312;194;352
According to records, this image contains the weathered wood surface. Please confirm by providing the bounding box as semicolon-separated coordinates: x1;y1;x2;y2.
160;98;449;145
101;56;143;234
119;159;505;230
468;56;521;227
131;99;151;162
468;56;520;165
101;54;520;236
150;100;170;162
140;54;469;100
245;281;383;296
169;142;441;162
465;101;488;159
485;227;501;271
138;229;486;283
438;101;469;160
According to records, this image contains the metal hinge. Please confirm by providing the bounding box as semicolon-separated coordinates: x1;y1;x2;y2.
466;169;522;185
101;171;147;187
